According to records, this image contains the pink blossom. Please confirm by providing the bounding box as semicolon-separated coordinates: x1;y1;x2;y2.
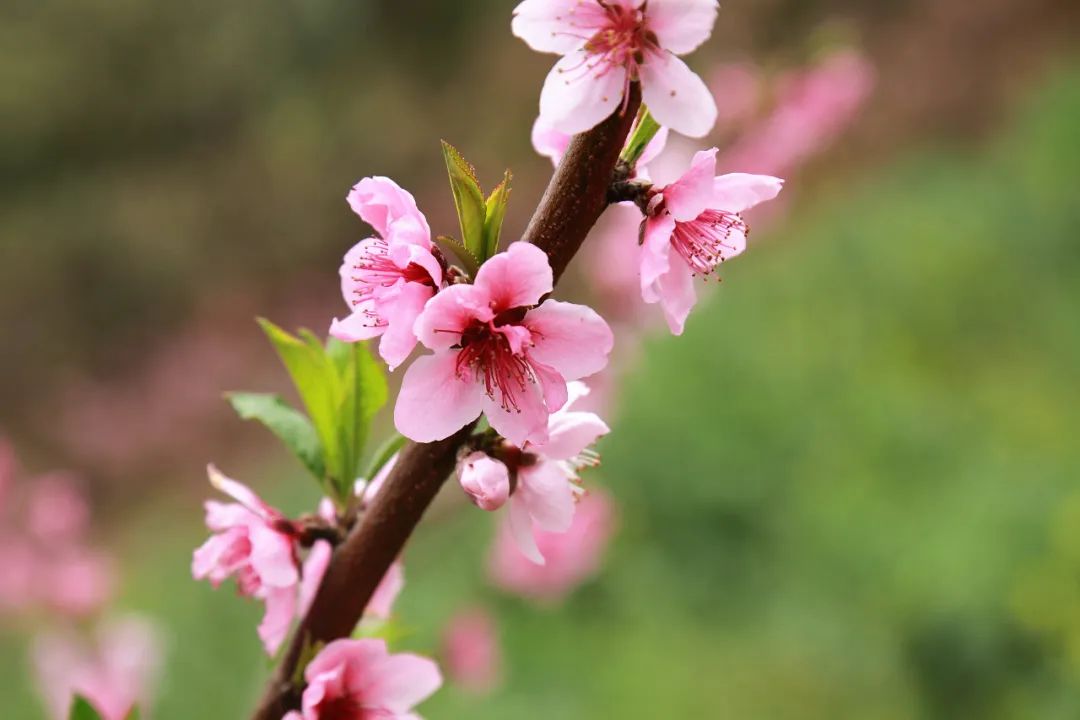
298;541;403;622
395;242;613;446
191;465;299;656
330;177;445;370
44;549;117;618
458;452;511;511
513;0;719;137
0;537;38;613
583;202;652;323
456;382;609;564
489;487;616;603
442;608;501;695
718;50;876;176
32;615;163;720
284;638;441;720
532;113;669;169
26;473;90;546
640;148;783;334
709;61;763;128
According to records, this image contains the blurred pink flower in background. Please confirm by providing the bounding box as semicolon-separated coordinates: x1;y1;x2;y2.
489;487;617;603
582;202;651;326
32;615;163;720
718;49;876;176
191;466;300;656
26;473;91;546
284;638;441;720
442;607;501;695
710;61;763;129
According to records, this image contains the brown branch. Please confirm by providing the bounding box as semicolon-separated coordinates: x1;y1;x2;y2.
250;83;641;720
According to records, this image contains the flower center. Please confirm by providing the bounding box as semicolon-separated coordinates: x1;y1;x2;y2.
455;320;534;414
319;696;365;720
557;2;660;111
669;209;750;276
347;239;436;327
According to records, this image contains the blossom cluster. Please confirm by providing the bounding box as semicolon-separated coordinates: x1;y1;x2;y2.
189;1;800;717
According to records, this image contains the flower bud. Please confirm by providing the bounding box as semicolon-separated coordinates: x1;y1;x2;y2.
458;452;510;511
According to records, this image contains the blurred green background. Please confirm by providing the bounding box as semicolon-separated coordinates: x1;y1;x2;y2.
2;0;1080;717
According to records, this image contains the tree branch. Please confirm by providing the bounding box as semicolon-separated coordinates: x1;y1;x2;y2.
250;83;641;720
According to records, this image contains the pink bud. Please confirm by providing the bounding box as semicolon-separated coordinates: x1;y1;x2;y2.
458;453;511;512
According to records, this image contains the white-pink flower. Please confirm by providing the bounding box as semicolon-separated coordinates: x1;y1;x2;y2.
330;177;444;370
32;615;163;720
283;638;441;720
455;382;609;564
513;0;719;137
489;486;616;603
641;148;783;334
191;465;299;656
395;242;613;446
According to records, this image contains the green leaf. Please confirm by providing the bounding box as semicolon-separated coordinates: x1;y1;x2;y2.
226;392;325;480
363;432;408;480
68;696;105;720
257;318;344;493
441;141;488;264
326;338;388;499
620;106;662;167
124;708;141;720
437;235;480;277
482;170;512;260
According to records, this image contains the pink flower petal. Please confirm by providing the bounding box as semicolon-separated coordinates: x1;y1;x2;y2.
539;50;629;136
531;115;572;166
639;214;677;301
655;257;697;335
361;652;443;714
413;284;493;351
347;177;431;247
329;308;384;343
645;0;718;54
367;561;405;620
247;523;300;589
376;281;435;370
395;351;484;442
639;53;717;138
473;242;553;312
524;300;613;381
662;148;719;222
258;586;297;657
712;173;785;213
508;495;545;565
537;411;610;462
518;461;576;534
298;540;333;618
207;465;275;522
481;376;550;448
511;0;604;55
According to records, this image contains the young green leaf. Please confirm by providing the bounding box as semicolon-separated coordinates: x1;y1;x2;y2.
436;235;480;277
483;170;512;260
124;708;141;720
68;696;105;720
620;106;662;168
257;319;344;492
325;338;389;497
441;141;487;263
225;392;325;480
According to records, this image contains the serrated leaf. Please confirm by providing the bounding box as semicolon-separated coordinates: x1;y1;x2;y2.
68;696;105;720
437;235;480;277
226;392;325;480
441;141;487;264
257;318;343;493
482;170;512;261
